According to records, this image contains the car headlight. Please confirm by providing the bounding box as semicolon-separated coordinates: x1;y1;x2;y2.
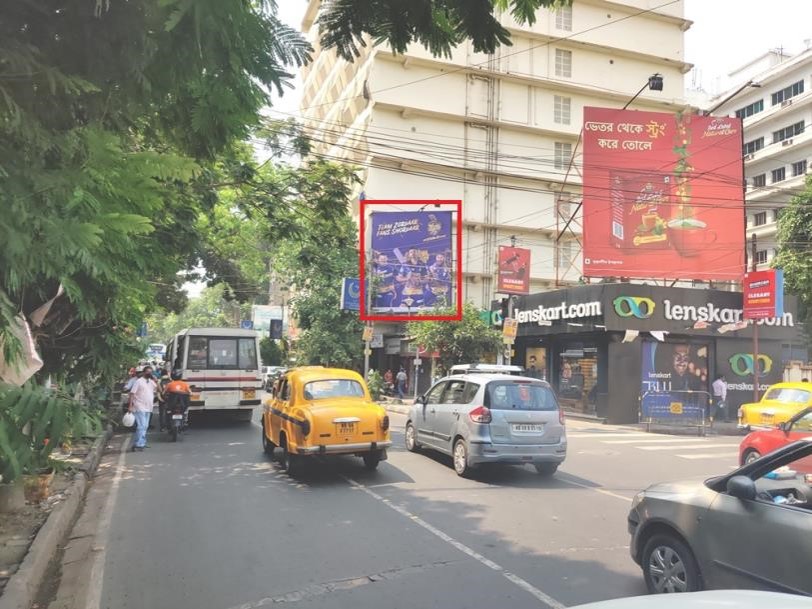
631;491;645;510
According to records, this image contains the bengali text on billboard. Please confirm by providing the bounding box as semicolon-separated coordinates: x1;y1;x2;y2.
582;107;745;281
497;246;531;294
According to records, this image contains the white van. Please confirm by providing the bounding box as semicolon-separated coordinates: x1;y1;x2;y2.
165;328;262;420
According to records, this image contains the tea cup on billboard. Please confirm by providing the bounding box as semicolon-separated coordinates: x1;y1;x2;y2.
667;218;717;257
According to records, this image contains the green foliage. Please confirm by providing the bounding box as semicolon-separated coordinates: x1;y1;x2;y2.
366;369;384;401
260;338;286;367
407;302;502;374
318;0;564;61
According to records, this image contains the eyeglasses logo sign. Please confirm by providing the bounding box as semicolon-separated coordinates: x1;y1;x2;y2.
613;296;656;319
729;353;773;377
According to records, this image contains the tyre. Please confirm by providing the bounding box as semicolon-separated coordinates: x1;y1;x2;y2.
534;462;558;476
743;449;761;465
452;439;472;477
642;534;701;594
170;424;178;442
405;422;420;452
279;435;302;476
363;451;382;470
261;422;276;456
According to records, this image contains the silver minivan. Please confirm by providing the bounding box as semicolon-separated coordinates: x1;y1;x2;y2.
405;373;567;477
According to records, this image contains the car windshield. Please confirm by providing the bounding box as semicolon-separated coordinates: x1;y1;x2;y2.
303;379;366;400
485;381;557;411
764;388;811;404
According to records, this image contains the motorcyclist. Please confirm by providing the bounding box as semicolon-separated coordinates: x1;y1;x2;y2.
163;368;191;430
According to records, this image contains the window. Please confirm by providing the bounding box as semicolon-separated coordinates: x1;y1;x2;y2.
239;338;258;370
774;208;782;221
209;338;238;368
773;121;805;143
461;382;480;404
440;380;467;404
555;49;572;78
485;381;558;411
425;381;447;404
752;174;766;187
763;387;811;404
554;95;571;124
555;5;572;31
792;160;808;176
304;379;365;400
187;336;258;370
187;337;208;369
743;137;764;156
735;99;764;119
554;142;572;169
756;250;768;265
754;212;767;226
175;336;185;370
772;167;786;183
280;380;290;401
771;80;805;105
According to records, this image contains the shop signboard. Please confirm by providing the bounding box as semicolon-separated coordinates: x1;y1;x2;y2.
582;107;745;281
502;318;518;343
497;246;531;295
340;278;361;311
362;326;374;342
368;210;455;313
743;269;784;320
640;341;710;422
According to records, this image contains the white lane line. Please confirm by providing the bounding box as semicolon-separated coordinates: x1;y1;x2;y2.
638;443;736;451
86;436;130;609
603;438;717;445
567;432;656;438
343;475;566;609
678;453;739;460
557;476;633;502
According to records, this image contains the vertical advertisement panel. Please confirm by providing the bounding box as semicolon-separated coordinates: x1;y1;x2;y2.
582;107;745;281
497;246;531;294
369;211;454;314
640;341;710;420
743;269;784;320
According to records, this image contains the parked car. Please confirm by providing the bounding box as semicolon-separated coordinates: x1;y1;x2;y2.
448;364;525;376
261;367;391;475
570;590;812;609
405;373;566;477
738;382;812;431
263;366;286;390
628;438;812;595
739;407;812;465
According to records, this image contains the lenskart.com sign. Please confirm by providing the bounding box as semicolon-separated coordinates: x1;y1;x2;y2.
516;301;602;326
662;299;794;327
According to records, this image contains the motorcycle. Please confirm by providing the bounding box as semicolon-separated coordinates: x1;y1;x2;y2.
166;401;188;442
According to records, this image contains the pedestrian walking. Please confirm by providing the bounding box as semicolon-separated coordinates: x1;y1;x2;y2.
129;365;157;451
157;368;171;431
396;367;408;400
712;373;727;422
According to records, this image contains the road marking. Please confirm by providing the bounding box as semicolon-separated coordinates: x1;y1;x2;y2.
637;443;736;451
86;436;130;609
602;438;717;444
678;453;740;460
567;432;654;438
343;475;566;609
557;475;633;502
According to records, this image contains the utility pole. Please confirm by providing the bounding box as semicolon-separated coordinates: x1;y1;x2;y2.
505;235;517;366
751;233;760;402
363;252;373;379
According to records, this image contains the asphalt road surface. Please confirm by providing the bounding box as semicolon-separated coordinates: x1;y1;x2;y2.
50;406;743;609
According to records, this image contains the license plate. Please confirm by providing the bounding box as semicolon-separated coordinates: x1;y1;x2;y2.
243;390;256;399
511;424;544;433
337;422;356;435
172;414;183;420
761;414;774;424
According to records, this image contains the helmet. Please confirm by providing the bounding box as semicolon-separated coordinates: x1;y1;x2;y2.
170;368;183;381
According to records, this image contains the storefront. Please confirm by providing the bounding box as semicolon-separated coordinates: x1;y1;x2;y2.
497;284;801;424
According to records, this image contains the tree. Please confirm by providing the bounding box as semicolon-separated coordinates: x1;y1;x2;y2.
318;0;565;61
773;176;812;344
407;303;502;374
260;338;286;367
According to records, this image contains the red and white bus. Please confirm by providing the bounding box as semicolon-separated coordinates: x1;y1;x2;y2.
165;328;262;421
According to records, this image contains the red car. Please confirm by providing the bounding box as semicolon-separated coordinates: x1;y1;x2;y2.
739;406;812;469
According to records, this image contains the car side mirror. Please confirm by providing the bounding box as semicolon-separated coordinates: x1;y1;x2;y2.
726;475;757;501
419;395;427;406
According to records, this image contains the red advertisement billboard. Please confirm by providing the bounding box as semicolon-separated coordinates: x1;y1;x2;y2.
743;269;784;320
497;246;531;294
582;107;745;281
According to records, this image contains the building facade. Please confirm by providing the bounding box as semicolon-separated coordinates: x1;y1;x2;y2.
297;0;692;309
712;48;812;270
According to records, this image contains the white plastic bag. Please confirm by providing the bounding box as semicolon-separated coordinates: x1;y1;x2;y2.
0;315;44;385
122;411;135;427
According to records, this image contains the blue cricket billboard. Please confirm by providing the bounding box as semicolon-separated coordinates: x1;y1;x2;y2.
370;211;454;313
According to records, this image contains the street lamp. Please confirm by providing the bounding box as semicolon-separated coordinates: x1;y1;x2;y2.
622;73;664;110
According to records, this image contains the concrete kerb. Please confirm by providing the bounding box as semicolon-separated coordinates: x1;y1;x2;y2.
0;424;113;609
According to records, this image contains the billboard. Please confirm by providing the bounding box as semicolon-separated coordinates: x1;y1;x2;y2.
252;305;283;333
582;107;745;281
743;269;784;320
640;341;710;421
365;207;457;316
497;246;531;294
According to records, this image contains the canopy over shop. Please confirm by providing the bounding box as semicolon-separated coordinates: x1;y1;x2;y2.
493;284;802;424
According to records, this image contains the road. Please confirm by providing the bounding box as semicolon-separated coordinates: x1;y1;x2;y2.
44;407;743;609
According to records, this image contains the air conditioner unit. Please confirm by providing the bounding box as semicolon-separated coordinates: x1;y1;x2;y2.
782;138;794;147
744;153;755;161
781;99;793;107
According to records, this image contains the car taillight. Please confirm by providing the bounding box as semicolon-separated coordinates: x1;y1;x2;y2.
559;408;566;426
300;419;311;437
469;406;491;424
381;415;390;431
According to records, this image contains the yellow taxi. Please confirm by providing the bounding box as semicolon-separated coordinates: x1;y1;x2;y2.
738;382;812;430
261;367;391;475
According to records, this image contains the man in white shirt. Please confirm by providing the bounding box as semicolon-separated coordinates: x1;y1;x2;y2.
712;374;728;422
129;366;157;451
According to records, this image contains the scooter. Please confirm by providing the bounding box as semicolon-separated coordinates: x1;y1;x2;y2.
167;403;188;442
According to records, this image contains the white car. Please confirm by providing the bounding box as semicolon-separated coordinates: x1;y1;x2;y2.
571;591;812;609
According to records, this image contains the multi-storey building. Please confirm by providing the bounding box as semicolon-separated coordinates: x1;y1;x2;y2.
712;48;812;270
297;0;692;310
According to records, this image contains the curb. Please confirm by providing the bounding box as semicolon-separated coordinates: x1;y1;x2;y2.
383;403;411;416
0;425;113;609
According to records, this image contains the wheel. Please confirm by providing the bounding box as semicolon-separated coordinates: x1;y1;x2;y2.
642;534;701;594
261;422;276;456
170;425;178;442
279;436;302;476
405;423;420;452
534;462;558;476
743;449;761;465
452;439;472;477
363;451;382;470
